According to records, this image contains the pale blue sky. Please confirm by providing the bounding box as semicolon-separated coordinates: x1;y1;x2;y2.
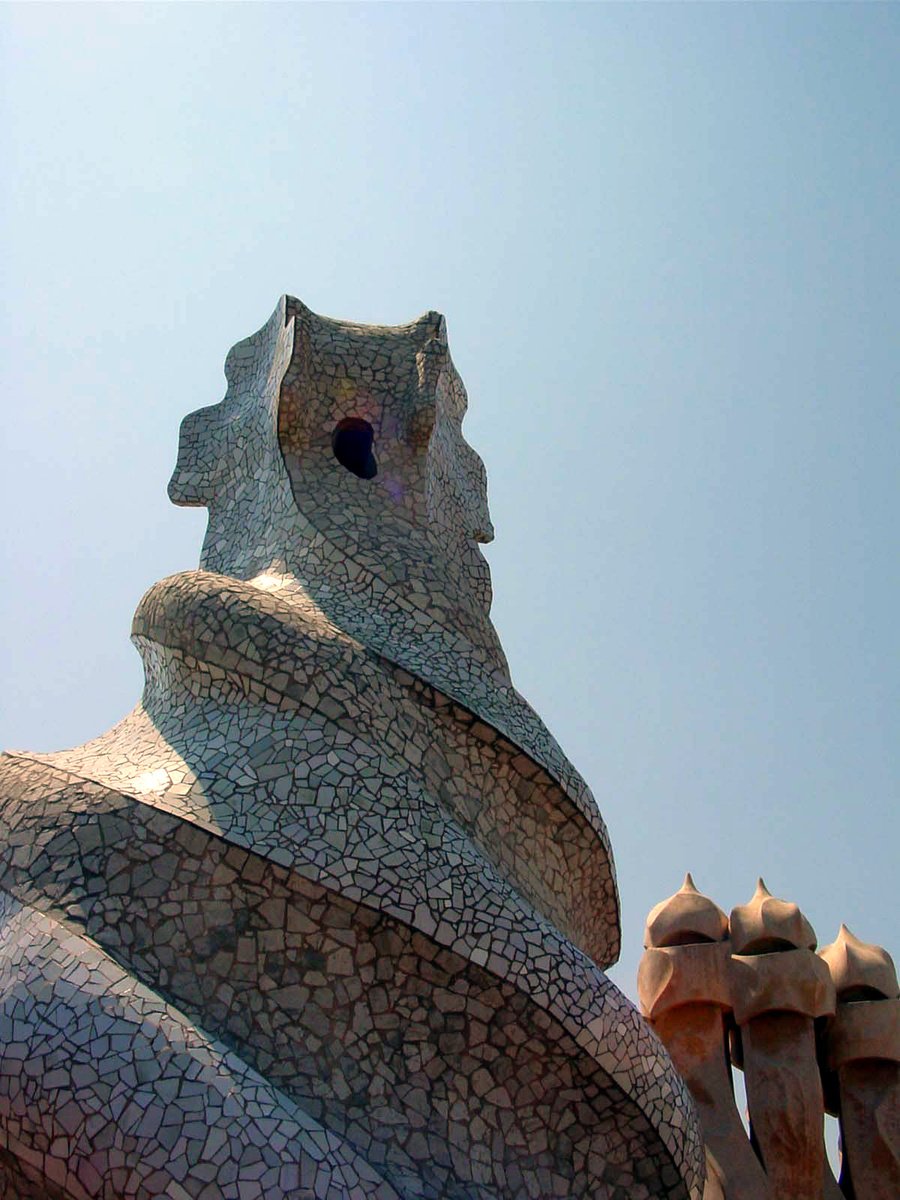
2;3;897;1002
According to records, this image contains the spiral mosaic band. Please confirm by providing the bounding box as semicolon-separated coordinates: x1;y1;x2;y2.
0;298;703;1198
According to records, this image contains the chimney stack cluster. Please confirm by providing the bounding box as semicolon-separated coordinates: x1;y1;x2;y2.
638;876;898;1200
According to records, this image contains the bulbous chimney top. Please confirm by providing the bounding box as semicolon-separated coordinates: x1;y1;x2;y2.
819;924;899;1001
644;873;729;948
730;878;817;954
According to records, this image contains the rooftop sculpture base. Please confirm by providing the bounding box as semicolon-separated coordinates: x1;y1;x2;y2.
0;298;703;1199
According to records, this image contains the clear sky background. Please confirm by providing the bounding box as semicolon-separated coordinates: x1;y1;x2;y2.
1;3;897;1007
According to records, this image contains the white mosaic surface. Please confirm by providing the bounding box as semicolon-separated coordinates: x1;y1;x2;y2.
0;890;399;1200
0;298;704;1199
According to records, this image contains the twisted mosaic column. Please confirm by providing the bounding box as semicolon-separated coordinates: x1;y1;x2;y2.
0;298;703;1200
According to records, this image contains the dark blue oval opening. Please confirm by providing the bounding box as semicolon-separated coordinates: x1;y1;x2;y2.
332;418;377;480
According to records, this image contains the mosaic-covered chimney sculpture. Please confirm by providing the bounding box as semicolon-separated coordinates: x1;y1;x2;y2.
639;877;899;1200
0;298;704;1200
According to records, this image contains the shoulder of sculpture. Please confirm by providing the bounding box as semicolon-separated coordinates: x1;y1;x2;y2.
132;570;358;661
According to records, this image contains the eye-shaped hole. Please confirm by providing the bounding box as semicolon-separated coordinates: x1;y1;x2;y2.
332;418;377;480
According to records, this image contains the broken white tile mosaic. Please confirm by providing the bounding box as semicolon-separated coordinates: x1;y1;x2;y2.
0;298;704;1199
